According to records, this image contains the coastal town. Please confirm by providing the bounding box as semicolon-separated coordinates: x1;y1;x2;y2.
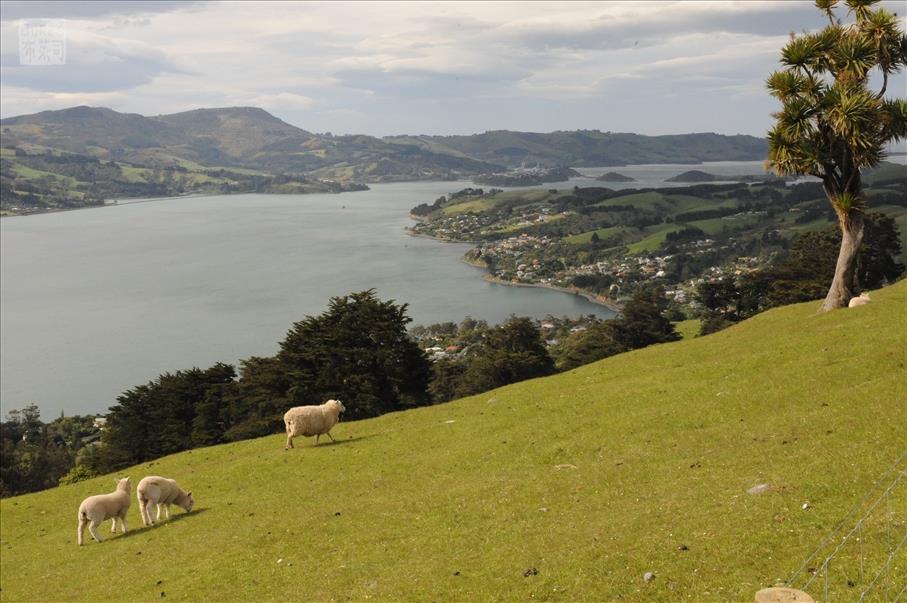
407;183;801;314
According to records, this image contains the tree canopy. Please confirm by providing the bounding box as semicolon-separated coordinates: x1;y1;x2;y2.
277;290;431;420
766;0;907;309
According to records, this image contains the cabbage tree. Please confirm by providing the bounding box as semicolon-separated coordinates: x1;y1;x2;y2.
766;0;907;310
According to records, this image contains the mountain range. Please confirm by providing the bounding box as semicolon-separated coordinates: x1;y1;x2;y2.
1;105;770;213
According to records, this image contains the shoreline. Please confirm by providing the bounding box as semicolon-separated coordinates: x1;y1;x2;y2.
479;272;624;313
406;223;623;312
2;186;370;219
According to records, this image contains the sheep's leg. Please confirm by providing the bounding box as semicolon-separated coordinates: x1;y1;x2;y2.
78;517;88;546
164;505;171;520
285;422;295;450
326;430;336;442
315;434;321;446
89;520;103;543
110;518;118;533
156;504;163;521
144;501;155;526
120;514;128;534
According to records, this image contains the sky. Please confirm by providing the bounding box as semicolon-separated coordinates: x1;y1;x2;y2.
0;1;905;138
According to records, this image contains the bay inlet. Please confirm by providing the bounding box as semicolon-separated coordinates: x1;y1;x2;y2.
1;161;776;417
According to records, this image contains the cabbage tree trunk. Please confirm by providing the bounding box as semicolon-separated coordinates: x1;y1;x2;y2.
820;209;864;311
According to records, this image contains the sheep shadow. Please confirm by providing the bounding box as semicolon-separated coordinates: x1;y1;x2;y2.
115;507;210;540
315;433;377;447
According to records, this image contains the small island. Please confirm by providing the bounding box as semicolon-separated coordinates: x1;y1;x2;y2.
473;166;580;187
666;169;721;182
666;169;784;184
595;171;636;182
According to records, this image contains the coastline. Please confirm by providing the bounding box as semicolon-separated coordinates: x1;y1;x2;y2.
479;272;623;313
406;221;623;312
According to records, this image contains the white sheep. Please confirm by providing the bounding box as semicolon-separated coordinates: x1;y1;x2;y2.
137;476;195;527
77;476;131;545
848;292;871;307
283;399;346;449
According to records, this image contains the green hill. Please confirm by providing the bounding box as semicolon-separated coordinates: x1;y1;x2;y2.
1;282;905;601
385;130;768;168
0;106;499;211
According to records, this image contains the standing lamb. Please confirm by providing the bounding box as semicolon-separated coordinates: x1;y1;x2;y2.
284;399;346;449
137;476;195;527
77;477;131;545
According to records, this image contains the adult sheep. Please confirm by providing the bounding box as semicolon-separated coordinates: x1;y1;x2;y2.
284;399;346;449
137;476;195;527
77;476;131;545
848;292;871;307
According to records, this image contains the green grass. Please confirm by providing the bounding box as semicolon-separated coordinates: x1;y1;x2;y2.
625;224;685;254
596;191;665;209
9;162;80;185
2;282;906;602
673;318;700;340
688;214;764;236
492;214;566;234
116;163;151;183
565;225;636;245
440;197;496;215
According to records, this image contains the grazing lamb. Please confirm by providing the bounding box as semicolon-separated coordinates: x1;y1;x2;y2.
77;477;131;545
284;399;346;449
848;292;871;307
137;476;195;527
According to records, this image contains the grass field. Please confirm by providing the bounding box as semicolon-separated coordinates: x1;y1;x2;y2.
1;282;905;602
625;224;686;254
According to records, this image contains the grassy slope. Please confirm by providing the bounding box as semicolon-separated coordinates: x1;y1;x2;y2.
1;283;905;602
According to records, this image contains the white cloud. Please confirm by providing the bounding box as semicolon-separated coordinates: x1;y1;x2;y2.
1;1;904;137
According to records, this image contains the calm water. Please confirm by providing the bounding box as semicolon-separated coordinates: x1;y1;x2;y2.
1;161;776;418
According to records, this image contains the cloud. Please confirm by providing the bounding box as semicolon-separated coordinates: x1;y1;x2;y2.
0;1;903;137
0;24;189;92
249;92;316;111
0;1;203;22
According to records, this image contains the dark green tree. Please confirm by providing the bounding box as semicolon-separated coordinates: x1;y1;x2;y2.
102;363;235;469
277;290;431;420
221;356;291;441
556;321;626;371
766;0;907;310
455;317;555;397
428;358;468;403
612;284;681;349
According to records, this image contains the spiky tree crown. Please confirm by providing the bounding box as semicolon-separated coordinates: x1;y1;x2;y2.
766;0;907;210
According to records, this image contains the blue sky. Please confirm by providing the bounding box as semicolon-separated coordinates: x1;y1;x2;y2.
1;1;905;138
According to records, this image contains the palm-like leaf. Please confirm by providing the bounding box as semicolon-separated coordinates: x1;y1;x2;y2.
831;32;877;81
781;35;823;72
879;98;907;141
766;70;804;100
779;97;818;138
815;0;839;25
768;0;902;191
845;0;879;23
832;191;864;213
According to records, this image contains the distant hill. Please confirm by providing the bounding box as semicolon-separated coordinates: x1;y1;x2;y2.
665;169;723;182
596;171;636;182
2;280;904;601
0;106;498;179
385;130;768;168
1;105;771;214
